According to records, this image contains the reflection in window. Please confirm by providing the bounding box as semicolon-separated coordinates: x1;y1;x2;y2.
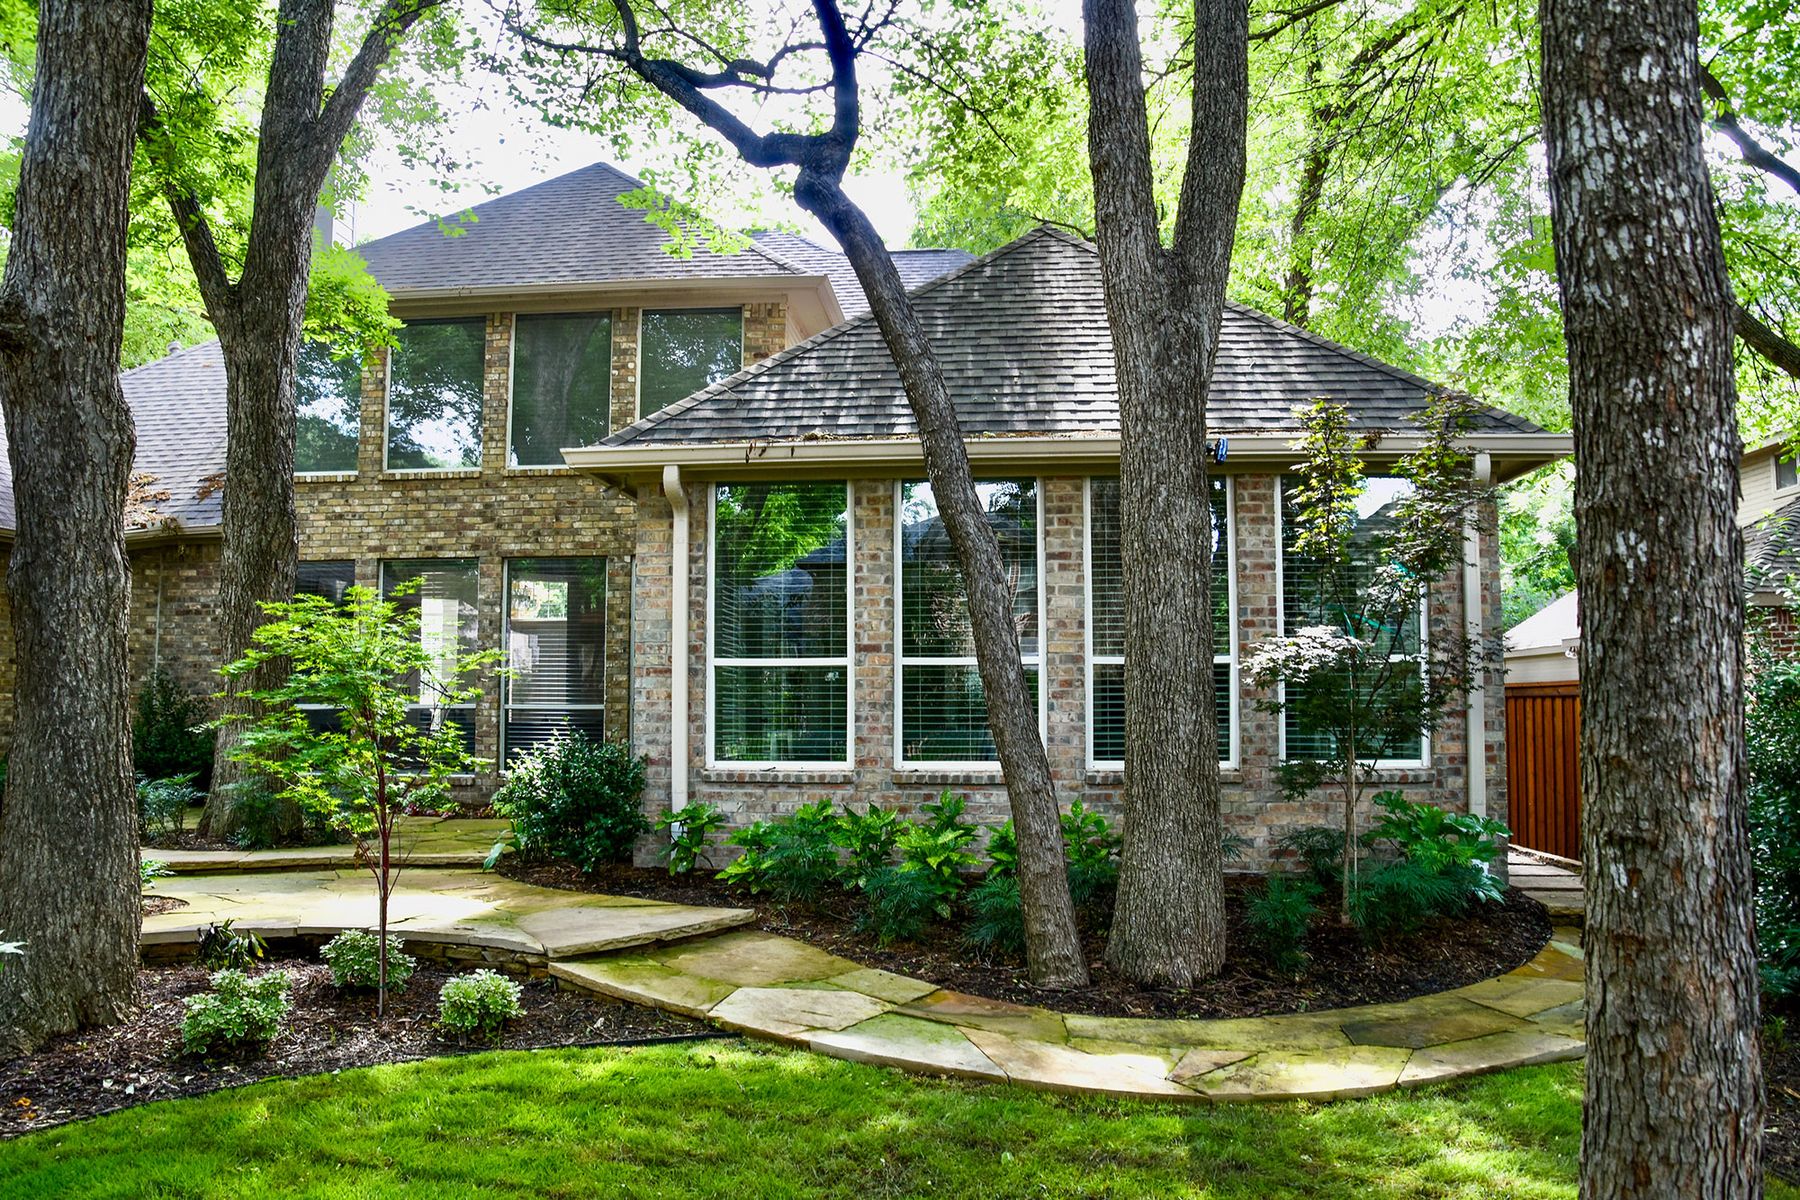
385;319;484;470
710;482;850;764
897;479;1039;764
296;342;361;473
639;308;743;417
380;558;480;753
503;558;608;763
511;313;612;466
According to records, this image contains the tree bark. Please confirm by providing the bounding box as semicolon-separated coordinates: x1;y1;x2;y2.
1540;0;1765;1192
1083;0;1246;986
0;0;154;1055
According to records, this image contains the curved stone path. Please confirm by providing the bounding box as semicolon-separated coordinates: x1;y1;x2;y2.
143;860;1585;1103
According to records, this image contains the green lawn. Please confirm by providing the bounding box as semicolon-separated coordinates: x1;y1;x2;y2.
0;1044;1789;1199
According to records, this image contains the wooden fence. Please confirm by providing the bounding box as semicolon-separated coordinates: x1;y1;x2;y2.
1504;681;1582;861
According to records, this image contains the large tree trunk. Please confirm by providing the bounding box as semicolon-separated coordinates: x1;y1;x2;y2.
1083;0;1246;986
0;0;154;1055
1540;0;1765;1191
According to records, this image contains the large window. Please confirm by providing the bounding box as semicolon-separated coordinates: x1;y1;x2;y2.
295;342;361;474
385;319;485;470
380;558;479;753
1087;477;1233;768
639;307;743;418
1279;475;1427;765
709;483;850;765
295;561;356;733
897;479;1041;766
503;558;608;763
511;313;612;466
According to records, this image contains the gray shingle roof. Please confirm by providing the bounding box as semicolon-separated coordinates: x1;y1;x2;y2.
752;230;974;318
603;227;1544;449
1745;496;1800;593
357;162;809;293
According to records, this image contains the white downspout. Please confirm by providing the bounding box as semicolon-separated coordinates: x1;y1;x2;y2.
1464;451;1493;819
663;464;690;817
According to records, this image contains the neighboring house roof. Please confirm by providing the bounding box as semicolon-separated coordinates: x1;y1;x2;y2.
357;162;811;293
1505;590;1581;655
1746;496;1800;595
751;230;975;318
599;227;1547;452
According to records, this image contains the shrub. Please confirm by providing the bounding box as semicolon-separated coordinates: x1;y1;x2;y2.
220;775;309;851
140;859;171;890
962;874;1026;960
321;929;416;992
438;969;524;1042
716;820;779;892
759;801;843;903
492;734;649;873
1749;645;1800;1000
1365;791;1509;903
137;774;200;841
1276;826;1346;889
834;803;904;888
133;667;216;788
1349;859;1470;944
1061;802;1121;908
1247;875;1320;976
857;865;953;947
655;802;727;875
197;919;267;970
983;821;1019;878
181;969;291;1057
920;791;978;841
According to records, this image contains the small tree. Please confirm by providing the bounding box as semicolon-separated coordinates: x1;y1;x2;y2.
1244;394;1495;918
221;583;496;1014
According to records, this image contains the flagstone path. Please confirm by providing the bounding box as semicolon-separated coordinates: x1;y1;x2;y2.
142;816;508;873
144;860;1587;1103
1507;847;1584;924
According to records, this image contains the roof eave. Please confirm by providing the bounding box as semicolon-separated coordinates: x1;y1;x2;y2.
380;273;833;317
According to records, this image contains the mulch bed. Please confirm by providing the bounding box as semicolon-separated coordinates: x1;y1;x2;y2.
1761;1027;1800;1180
0;958;711;1137
499;860;1554;1021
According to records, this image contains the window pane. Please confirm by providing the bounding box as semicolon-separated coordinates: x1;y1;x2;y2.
1282;669;1426;763
296;560;355;604
902;664;1038;763
714;483;848;660
511;313;612;466
504;558;606;764
1090;661;1231;764
1089;476;1228;657
1280;475;1421;653
901;480;1039;659
380;559;479;750
714;665;847;763
1779;454;1799;491
639;308;743;417
296;342;361;473
386;320;484;470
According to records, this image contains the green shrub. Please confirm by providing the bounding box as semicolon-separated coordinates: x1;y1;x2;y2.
983;820;1019;878
181;969;291;1057
1276;826;1346;889
219;775;309;850
197;919;267;970
1247;875;1320;976
1349;859;1470;944
760;801;844;903
921;791;978;841
1749;645;1800;1000
716;820;779;892
137;774;200;840
133;668;216;788
438;969;523;1042
140;859;171;890
857;865;953;946
962;874;1026;960
321;929;416;992
655;802;728;875
1061;802;1121;907
834;803;904;888
492;734;649;873
1365;791;1509;903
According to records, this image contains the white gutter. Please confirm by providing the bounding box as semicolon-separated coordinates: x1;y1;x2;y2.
663;464;690;817
1465;451;1493;819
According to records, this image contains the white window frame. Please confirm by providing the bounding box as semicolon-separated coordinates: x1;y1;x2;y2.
506;311;615;470
382;318;486;474
1084;476;1238;771
706;481;855;770
894;478;1047;772
636;306;747;421
500;557;609;765
293;343;363;479
378;557;481;739
1274;475;1431;770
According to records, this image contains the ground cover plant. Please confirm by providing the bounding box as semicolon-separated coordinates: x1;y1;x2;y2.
320;931;415;993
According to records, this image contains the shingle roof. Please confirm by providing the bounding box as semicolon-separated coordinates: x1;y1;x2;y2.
751;230;975;318
357;162;810;293
602;227;1545;449
1745;496;1800;593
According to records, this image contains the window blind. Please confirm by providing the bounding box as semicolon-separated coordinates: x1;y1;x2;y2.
503;557;607;763
511;313;612;467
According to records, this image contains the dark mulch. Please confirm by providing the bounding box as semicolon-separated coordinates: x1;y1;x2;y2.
0;958;712;1137
1763;1028;1800;1180
499;860;1553;1021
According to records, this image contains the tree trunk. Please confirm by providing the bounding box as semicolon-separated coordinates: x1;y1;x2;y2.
0;0;154;1055
1540;0;1765;1190
1083;0;1246;986
798;175;1089;990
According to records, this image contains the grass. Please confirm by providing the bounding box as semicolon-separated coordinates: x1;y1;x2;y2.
0;1044;1791;1199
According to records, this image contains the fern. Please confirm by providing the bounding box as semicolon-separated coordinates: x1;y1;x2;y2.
1246;875;1320;976
962;875;1026;960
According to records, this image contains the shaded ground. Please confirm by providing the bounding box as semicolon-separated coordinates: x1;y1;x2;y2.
501;861;1553;1021
0;959;710;1137
1765;1030;1800;1181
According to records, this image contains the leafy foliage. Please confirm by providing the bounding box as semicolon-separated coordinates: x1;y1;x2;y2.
181;969;291;1058
983;820;1019;878
1277;827;1347;889
963;874;1027;960
1365;791;1509;903
137;773;200;840
491;734;649;874
759;801;845;904
833;803;905;889
141;860;172;891
655;802;728;876
1348;860;1472;944
197;920;267;971
716;820;780;893
857;865;956;947
1749;639;1800;1001
131;667;214;788
437;970;523;1043
1060;802;1121;908
1247;876;1321;977
321;930;416;994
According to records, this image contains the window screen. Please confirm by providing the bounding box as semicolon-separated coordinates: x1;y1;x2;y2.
511;313;612;467
639;308;743;417
385;319;485;470
710;483;850;764
295;342;361;473
380;558;480;753
503;558;608;763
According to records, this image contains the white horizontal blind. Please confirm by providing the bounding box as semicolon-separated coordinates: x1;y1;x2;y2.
380;558;480;754
511;313;612;467
385;319;484;470
503;558;608;762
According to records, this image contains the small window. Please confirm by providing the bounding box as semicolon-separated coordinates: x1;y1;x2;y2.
511;313;613;467
385;319;485;470
295;342;361;474
295;560;355;604
639;308;743;417
380;558;480;754
1778;453;1799;493
503;558;608;763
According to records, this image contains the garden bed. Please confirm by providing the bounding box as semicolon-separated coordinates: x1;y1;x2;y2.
498;860;1553;1020
0;958;711;1137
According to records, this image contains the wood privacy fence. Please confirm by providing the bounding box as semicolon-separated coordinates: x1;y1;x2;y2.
1504;681;1582;861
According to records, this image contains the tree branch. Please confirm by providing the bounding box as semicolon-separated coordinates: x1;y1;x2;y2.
306;0;443;186
137;95;237;324
1702;65;1800;198
1738;305;1800;380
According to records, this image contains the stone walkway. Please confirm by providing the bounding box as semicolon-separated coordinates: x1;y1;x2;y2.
145;861;1586;1103
1508;847;1584;924
142;817;508;873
